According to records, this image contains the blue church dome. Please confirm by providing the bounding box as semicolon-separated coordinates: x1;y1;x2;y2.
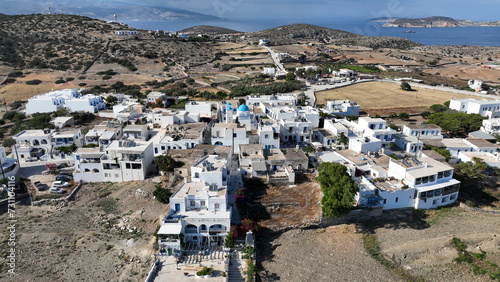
238;104;249;111
226;102;232;106
227;106;232;110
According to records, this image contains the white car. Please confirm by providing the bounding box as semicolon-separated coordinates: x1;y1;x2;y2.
49;187;65;194
52;181;69;188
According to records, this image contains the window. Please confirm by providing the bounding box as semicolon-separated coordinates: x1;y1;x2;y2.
132;163;141;169
215;203;220;210
265;134;269;139
383;199;386;204
190;200;195;206
395;197;399;203
442;197;448;203
161;146;165;150
450;194;457;200
194;172;200;178
433;199;438;205
233;133;237;137
126;163;131;169
201;201;205;207
114;174;119;178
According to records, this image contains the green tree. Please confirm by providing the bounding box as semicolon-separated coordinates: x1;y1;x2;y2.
185;78;195;85
431;146;451;160
316;163;359;218
153;183;172;204
400;81;412;91
155;155;184;172
429;103;448;112
224;229;236;248
105;95;118;105
2;138;15;148
420;111;431;119
303;145;315;154
337;132;348;147
285;72;296;81
456;157;488;180
399;112;410;120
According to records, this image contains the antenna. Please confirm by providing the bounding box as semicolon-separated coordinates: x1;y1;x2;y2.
48;6;52;15
114;14;117;22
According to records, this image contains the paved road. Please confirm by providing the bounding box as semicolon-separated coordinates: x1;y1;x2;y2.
262;46;286;75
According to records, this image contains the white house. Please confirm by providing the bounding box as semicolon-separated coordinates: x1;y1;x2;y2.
258;121;280;149
185;101;212;119
239;144;267;178
468;79;483;91
393;133;423;154
357;117;395;148
324;100;360;117
279;117;313;146
442;138;499;157
263;68;276;75
13;129;53;162
74;139;154;183
191;155;229;187
449;98;500;119
245;93;298;110
85;120;123;148
123;124;150;141
158;181;231;251
336;150;460;210
152;123;208;155
64;94;106;113
296;106;320;128
211;123;249;153
25;89;80;115
236;104;256;130
402;124;443;140
481;118;500;135
258;39;270;45
147;92;166;104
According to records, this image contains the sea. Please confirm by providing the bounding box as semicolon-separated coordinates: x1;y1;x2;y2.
121;18;500;47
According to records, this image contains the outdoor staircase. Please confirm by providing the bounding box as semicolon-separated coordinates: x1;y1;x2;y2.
227;251;246;282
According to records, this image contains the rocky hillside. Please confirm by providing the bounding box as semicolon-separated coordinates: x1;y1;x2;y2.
245;23;422;49
384;16;500;28
0;14;214;72
180;25;241;35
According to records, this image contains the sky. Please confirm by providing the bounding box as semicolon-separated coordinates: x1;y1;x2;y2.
116;0;500;21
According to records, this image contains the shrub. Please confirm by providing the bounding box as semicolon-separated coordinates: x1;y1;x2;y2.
153;184;172;204
196;266;214;276
102;75;112;80
55;78;66;84
3;78;15;84
26;79;42;85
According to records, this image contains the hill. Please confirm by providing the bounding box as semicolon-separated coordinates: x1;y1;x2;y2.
180;25;241;35
384;16;500;28
245;23;422;49
0;13;214;71
0;0;219;21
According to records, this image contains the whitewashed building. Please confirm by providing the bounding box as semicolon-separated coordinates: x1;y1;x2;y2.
152;123;208;155
279;117;313;146
449;98;500;119
402;124;443;140
0;146;19;178
185;101;212;119
13;129;53;162
324;100;360;117
73;140;154;183
25;89;79;114
258;121;280;149
211;123;249;153
64;94;106;113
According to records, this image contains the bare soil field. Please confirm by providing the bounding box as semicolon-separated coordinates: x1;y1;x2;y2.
225;46;264;54
316;81;480;116
212;42;246;51
258;173;323;231
272;45;317;54
0;180;167;282
257;224;402;282
424;64;500;83
366;207;500;281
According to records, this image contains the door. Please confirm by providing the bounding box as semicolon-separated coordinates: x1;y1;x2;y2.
175;204;180;212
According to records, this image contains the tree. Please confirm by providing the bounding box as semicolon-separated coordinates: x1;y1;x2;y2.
224;229;236;248
105;95;118;106
400;81;412;91
429;103;448;112
337;132;348;147
316;163;359;218
153;183;172;204
185;78;195;85
456;157;488;180
285;72;296;81
238;98;246;106
2;138;15;148
399;112;410;120
431;146;451;160
421;111;431;119
303;145;315;154
155;155;184;172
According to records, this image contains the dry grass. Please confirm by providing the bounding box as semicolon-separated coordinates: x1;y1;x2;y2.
213;42;246;50
316;81;481;115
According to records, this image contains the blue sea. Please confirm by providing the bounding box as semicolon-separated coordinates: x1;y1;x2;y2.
122;18;500;47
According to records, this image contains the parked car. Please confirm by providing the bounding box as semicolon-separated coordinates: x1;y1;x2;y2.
33;181;45;191
52;181;69;188
56;175;72;182
49;187;65;194
57;163;69;169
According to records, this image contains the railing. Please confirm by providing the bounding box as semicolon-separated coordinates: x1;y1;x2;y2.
159;238;179;243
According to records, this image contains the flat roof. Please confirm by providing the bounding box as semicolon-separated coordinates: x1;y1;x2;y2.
213;123;239;129
466;138;499;148
404;123;441;130
442;138;469;148
172;182;226;199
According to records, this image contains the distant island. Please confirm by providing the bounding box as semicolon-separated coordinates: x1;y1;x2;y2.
382;16;500;28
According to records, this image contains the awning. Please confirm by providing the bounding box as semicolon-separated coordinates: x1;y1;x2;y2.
158;224;182;235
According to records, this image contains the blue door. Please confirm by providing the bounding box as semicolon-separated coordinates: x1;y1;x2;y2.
175;204;180;212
